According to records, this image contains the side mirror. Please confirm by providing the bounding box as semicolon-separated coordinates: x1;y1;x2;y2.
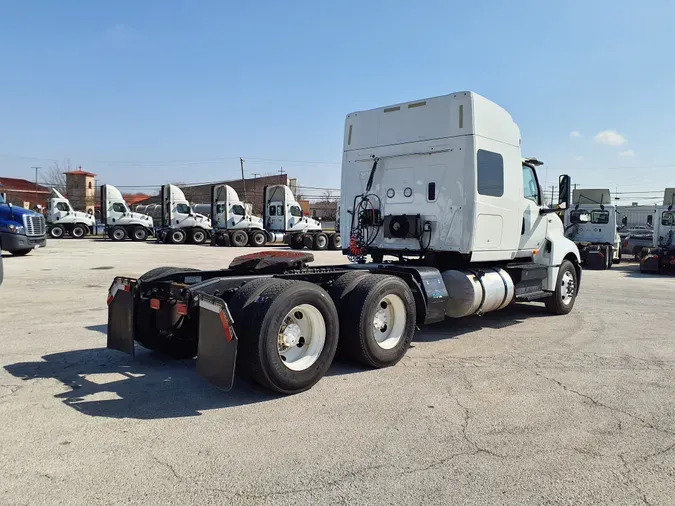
578;213;590;223
558;174;571;209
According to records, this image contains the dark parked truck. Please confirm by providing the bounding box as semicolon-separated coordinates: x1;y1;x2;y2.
106;91;582;394
0;193;47;255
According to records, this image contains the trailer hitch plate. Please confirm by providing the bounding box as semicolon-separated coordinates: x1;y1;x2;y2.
107;278;136;356
196;294;238;391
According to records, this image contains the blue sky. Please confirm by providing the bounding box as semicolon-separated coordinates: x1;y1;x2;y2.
1;0;674;203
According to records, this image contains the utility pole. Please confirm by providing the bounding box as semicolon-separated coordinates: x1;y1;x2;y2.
31;166;41;208
240;157;247;202
550;185;555;206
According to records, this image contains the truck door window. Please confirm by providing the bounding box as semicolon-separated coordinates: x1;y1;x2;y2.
277;205;283;216
56;202;70;212
112;203;126;213
522;165;540;204
662;211;675;226
231;204;245;216
590;210;610;224
268;205;276;216
176;203;191;214
647;214;653;226
477;149;504;197
216;204;226;214
290;205;303;217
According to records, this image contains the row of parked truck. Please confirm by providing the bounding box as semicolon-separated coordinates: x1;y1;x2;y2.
42;182;340;251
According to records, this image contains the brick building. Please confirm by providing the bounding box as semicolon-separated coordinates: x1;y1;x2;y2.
64;168;97;213
0;177;50;209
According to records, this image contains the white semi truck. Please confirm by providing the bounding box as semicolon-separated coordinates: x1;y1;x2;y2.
134;204;162;228
263;184;341;250
640;188;675;274
100;184;155;241
106;91;582;395
46;189;96;239
209;184;267;247
156;184;212;244
563;189;621;269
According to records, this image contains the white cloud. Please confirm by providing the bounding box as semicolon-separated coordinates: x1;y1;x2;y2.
569;131;581;138
594;130;627;146
618;150;635;157
575;156;584;161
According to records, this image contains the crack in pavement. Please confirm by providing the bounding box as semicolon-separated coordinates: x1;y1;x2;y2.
151;455;181;480
532;371;675;437
455;397;505;459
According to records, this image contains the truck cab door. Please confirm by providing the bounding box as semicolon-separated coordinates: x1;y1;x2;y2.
174;203;192;226
267;201;285;231
518;164;548;254
109;202;127;224
229;204;246;227
287;203;304;230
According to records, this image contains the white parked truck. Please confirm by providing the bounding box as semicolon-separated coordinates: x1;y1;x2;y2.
156;184;212;245
640;188;675;274
134;204;162;228
263;184;341;250
563;189;621;269
46;189;96;239
210;184;267;247
106;91;581;395
100;184;155;241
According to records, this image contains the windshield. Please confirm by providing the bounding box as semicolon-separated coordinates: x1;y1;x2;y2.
570;209;609;224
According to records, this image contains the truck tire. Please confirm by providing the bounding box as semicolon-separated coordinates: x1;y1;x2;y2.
605;246;613;270
190;228;207;244
9;249;32;256
328;271;370;358
313;232;328;250
215;232;230;247
110;226;127;241
545;260;578;315
328;233;341;250
248;230;266;247
71;224;86;239
168;229;187;244
49;225;65;239
131;226;148;242
341;274;416;368
289;234;305;250
227;278;279;323
236;280;339;394
230;230;248;247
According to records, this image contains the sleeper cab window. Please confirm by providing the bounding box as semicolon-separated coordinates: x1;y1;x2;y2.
477;149;504;197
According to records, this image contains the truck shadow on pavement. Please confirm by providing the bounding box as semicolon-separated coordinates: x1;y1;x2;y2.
414;303;550;342
4;348;283;419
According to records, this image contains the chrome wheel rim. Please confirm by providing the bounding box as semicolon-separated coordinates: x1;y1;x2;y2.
277;304;326;371
372;294;406;349
560;271;575;305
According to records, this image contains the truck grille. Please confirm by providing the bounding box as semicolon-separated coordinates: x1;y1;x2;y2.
23;214;46;237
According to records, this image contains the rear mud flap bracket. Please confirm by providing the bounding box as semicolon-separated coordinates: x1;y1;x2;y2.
196;294;238;391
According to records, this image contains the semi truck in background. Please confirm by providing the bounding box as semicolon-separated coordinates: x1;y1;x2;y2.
106;91;582;395
134;204;161;228
100;184;155;241
264;184;341;250
0;191;47;256
209;184;267;247
46;189;96;239
156;184;212;244
640;188;675;274
563;188;621;269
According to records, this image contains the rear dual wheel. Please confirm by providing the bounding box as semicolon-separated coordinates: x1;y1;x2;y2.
233;279;339;394
49;225;65;239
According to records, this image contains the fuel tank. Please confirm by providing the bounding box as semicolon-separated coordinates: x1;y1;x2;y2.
441;268;515;318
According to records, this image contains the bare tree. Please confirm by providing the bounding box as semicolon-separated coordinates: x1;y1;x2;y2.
321;190;336;202
42;159;72;194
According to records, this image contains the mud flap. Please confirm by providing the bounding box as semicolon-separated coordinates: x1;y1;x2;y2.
196;294;238;391
107;279;136;356
640;256;660;273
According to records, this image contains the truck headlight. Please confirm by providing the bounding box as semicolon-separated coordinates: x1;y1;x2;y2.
8;224;24;234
